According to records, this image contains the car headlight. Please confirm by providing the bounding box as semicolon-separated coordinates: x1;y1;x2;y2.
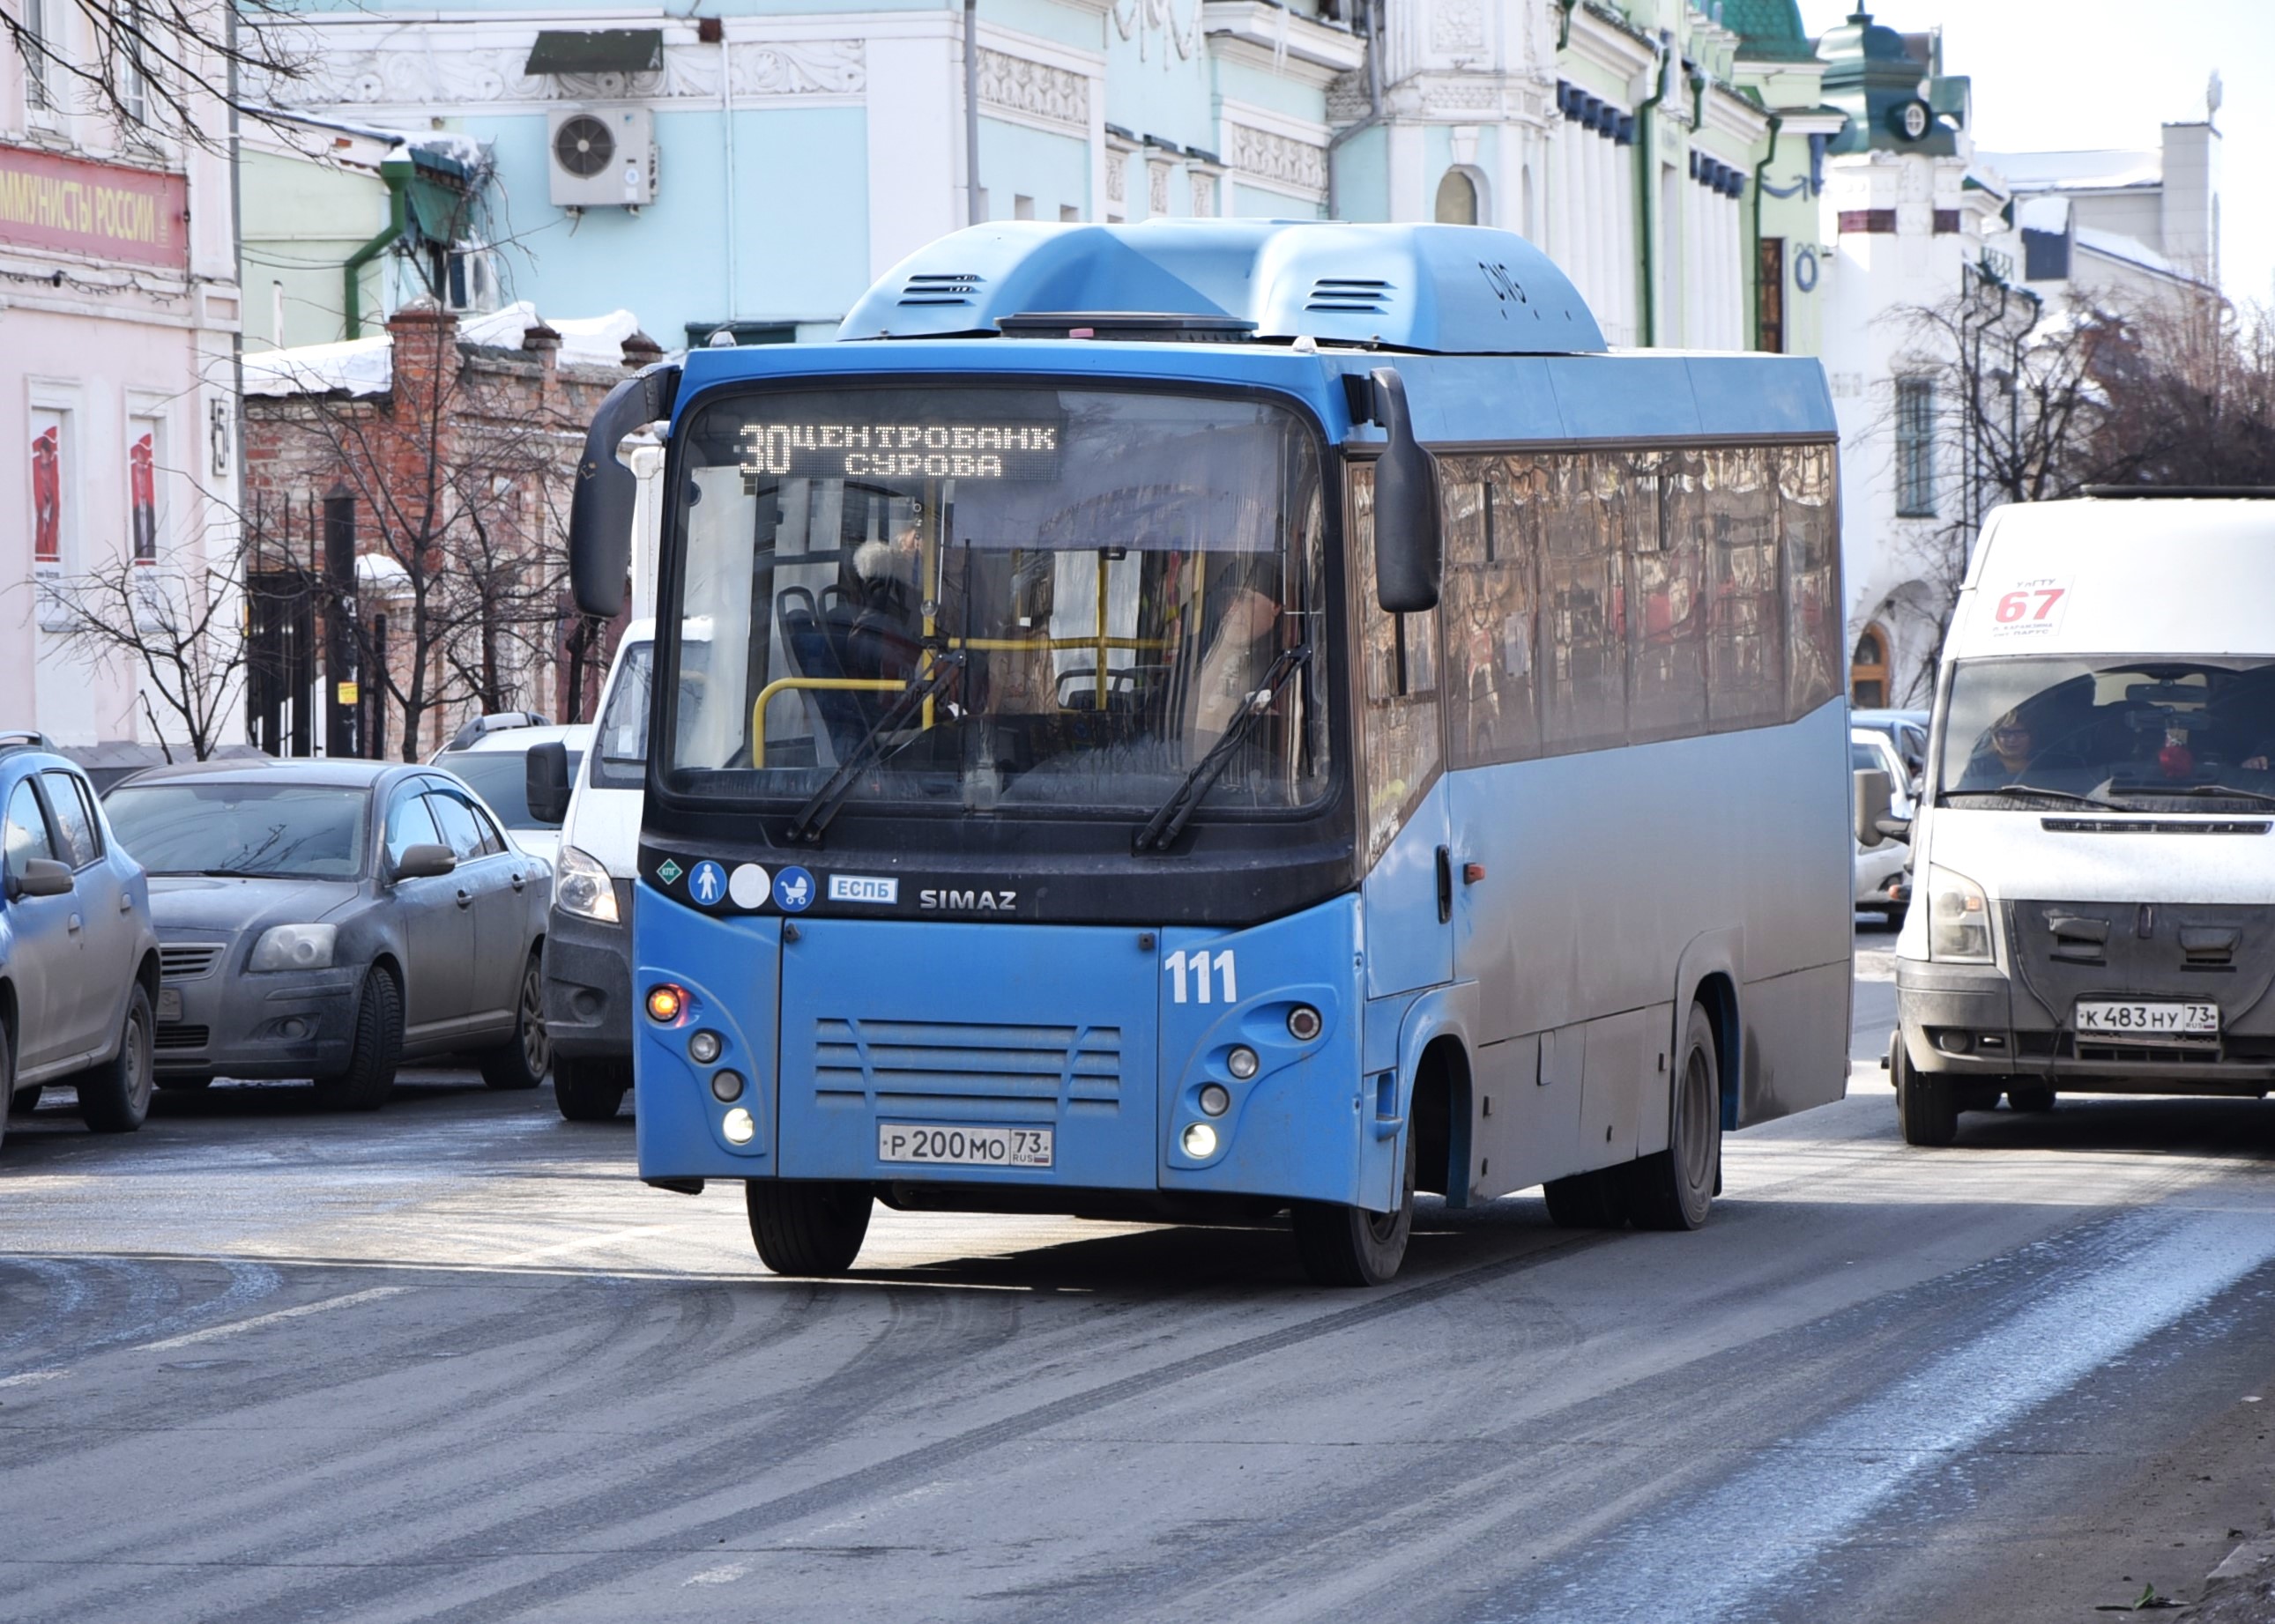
248;923;338;972
1926;865;1994;964
554;843;619;925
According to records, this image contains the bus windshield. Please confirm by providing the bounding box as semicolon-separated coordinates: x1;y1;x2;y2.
661;385;1331;817
1939;655;2275;811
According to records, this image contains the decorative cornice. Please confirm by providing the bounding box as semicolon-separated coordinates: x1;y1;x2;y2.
244;39;865;110
978;48;1089;130
1227;123;1326;197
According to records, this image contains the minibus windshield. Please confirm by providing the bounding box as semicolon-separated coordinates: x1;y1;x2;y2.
1939;656;2275;811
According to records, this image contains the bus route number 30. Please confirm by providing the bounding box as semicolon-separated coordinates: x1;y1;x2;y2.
1164;949;1238;1005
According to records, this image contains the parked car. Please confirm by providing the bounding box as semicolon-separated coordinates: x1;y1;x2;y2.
1853;727;1914;926
428;713;594;865
101;760;554;1110
529;623;657;1122
1852;707;1929;789
1;734;160;1147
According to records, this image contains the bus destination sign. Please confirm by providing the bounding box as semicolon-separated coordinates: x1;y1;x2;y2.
740;419;1061;485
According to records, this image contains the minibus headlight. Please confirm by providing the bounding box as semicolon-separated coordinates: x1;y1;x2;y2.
554;844;619;925
1927;865;1994;964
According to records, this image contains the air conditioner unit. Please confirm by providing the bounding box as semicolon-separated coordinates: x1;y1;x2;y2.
546;106;658;209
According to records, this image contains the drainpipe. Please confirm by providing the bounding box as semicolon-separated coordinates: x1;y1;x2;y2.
1635;33;1670;348
343;155;412;341
1557;0;1578;50
1750;113;1782;351
964;0;982;226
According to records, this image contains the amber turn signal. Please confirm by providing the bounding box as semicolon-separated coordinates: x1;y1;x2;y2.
645;983;687;1023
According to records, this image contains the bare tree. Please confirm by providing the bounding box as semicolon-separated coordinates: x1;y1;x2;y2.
33;550;261;760
2088;293;2275;488
4;0;307;150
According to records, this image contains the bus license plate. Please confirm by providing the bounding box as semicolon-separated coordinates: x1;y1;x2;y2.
877;1123;1053;1168
2074;999;2219;1042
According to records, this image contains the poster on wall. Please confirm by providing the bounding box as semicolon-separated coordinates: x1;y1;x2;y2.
130;427;158;562
31;414;63;567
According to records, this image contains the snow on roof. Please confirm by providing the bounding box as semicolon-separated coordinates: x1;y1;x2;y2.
1980;148;2161;192
2073;226;2183;279
242;335;394;397
2015;195;2071;234
242;302;644;397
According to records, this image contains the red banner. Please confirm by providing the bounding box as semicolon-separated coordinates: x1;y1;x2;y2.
0;142;188;270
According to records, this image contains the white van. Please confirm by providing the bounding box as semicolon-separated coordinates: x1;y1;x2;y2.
1879;494;2275;1144
535;620;654;1121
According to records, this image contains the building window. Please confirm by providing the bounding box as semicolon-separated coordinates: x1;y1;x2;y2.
1758;237;1785;353
1894;377;1937;517
1851;623;1891;708
1013;194;1035;221
31;412;68;567
130;420;164;563
1059;204;1081;223
1435;169;1477;226
25;0;54;109
120;0;151;123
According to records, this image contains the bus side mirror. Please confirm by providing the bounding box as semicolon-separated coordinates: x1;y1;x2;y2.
1368;367;1441;614
1855;768;1895;848
526;741;571;827
569;363;680;618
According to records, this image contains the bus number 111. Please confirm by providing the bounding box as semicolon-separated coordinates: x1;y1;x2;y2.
1164;949;1238;1005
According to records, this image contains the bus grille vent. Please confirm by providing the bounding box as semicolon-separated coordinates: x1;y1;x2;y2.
899;273;985;308
1305;277;1393;314
814;1019;1121;1110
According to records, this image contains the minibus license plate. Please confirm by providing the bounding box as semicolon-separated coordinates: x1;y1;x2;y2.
878;1123;1053;1168
2074;999;2219;1042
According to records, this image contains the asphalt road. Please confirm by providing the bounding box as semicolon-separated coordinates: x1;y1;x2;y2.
4;919;2272;1624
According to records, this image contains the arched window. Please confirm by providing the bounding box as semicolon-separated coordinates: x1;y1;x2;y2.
1850;624;1891;708
1434;169;1478;226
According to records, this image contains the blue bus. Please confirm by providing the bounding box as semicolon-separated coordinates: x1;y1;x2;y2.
564;221;1855;1286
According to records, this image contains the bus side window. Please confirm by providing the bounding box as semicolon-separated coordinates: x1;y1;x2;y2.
1352;463;1444;864
1705;445;1786;730
1538;454;1627;754
1440;456;1543;768
1624;449;1708;744
1779;443;1843;719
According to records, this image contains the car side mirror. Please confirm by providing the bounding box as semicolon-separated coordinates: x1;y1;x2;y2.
1855;768;1893;849
1366;367;1441;615
8;856;74;900
392;842;457;882
525;740;571;826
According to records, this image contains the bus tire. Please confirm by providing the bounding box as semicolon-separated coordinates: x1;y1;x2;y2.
554;1055;629;1123
1543;1168;1627;1229
76;983;154;1135
747;1180;872;1276
2006;1083;2056;1114
1627;1003;1722;1232
1292;1129;1414;1287
316;968;401;1112
1893;1030;1958;1147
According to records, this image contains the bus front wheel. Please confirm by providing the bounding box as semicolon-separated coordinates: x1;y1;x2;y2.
1293;1131;1413;1287
747;1180;873;1277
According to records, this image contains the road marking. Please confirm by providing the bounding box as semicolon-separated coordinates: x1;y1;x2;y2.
1493;1208;2275;1623
684;1563;749;1586
0;1368;68;1389
133;1287;410;1353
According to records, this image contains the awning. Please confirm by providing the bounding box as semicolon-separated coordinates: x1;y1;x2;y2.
524;29;663;76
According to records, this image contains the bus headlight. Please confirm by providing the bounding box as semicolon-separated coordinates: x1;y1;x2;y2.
1198;1084;1230;1117
688;1029;723;1064
1287;1005;1323;1042
711;1070;745;1103
554;844;619;925
1226;1046;1260;1080
1927;865;1994;963
723;1107;755;1144
1181;1123;1218;1158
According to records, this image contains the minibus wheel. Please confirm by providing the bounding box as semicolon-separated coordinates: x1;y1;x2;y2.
1293;1129;1413;1287
1628;1003;1722;1231
1893;1030;1958;1147
747;1180;873;1276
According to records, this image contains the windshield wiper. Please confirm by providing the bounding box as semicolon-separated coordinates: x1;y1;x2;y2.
784;653;966;846
2117;782;2275;809
1134;645;1312;854
1940;784;2126;811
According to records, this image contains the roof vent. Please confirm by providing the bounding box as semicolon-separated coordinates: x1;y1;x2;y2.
899;272;985;307
995;312;1258;343
1305;277;1393;315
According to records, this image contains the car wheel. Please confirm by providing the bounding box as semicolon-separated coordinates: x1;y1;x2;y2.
1893;1029;1958;1147
78;983;155;1134
2006;1083;2056;1114
10;1082;41;1115
316;968;401;1112
747;1180;874;1276
479;952;548;1091
553;1055;629;1122
1292;1126;1416;1287
1626;1003;1722;1231
0;1018;12;1154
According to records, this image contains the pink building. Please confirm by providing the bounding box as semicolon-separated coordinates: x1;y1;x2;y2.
1;9;243;750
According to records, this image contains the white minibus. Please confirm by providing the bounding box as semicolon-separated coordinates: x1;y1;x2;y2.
1878;493;2275;1143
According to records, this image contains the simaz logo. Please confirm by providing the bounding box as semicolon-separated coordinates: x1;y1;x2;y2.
919;887;1018;912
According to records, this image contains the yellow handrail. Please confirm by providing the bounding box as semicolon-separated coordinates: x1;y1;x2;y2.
751;677;909;761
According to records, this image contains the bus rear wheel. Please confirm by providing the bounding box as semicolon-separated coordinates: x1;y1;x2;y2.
1893;1030;1958;1146
1293;1130;1413;1287
747;1180;873;1276
1627;1003;1722;1231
